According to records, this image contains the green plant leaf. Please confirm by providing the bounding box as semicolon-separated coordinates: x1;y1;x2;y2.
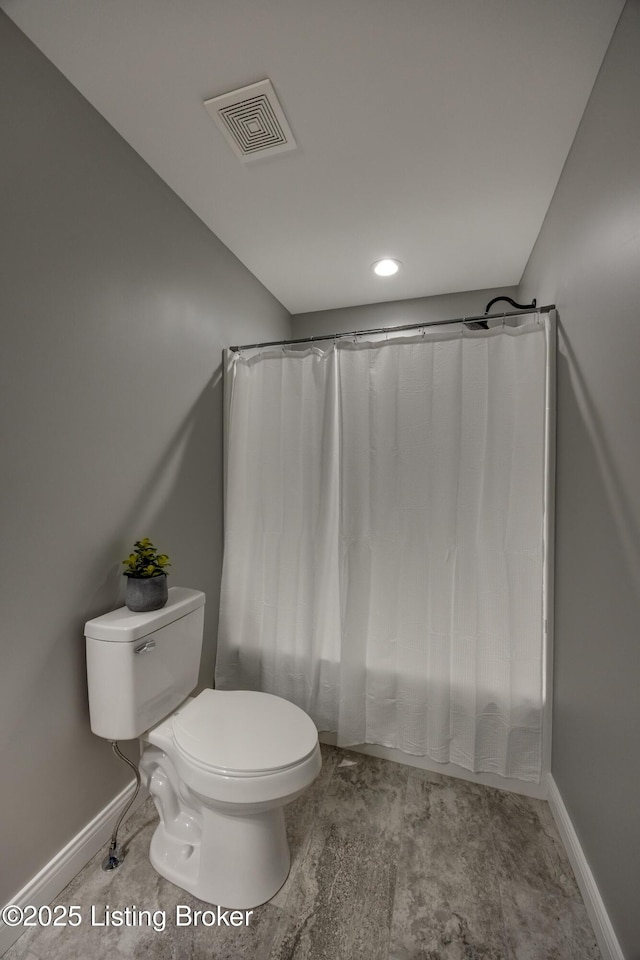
121;538;171;577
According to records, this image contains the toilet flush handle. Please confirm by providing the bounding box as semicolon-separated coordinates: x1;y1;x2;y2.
134;639;156;654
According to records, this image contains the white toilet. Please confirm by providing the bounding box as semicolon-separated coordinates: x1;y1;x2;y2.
85;587;321;908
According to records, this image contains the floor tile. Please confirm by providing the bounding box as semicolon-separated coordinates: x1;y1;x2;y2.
269;751;407;960
388;772;509;960
2;750;602;960
268;825;397;960
485;789;582;901
315;750;409;842
500;883;601;960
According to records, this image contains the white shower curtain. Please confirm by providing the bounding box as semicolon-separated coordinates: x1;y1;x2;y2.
216;317;548;782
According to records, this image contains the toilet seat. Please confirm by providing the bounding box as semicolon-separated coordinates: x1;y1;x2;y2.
172;689;318;776
160;689;322;805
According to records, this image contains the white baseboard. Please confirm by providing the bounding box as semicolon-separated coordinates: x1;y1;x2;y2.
0;781;147;957
547;775;624;960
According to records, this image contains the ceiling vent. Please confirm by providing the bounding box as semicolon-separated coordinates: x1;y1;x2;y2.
204;79;297;162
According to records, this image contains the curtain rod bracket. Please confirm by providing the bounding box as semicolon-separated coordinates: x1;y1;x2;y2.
484;295;537;314
473;296;538;330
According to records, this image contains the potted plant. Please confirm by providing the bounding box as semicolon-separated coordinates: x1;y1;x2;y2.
122;537;171;612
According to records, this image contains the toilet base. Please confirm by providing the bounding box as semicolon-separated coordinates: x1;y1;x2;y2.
148;794;291;908
138;706;321;909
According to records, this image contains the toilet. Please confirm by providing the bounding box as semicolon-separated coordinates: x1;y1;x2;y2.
85;587;321;908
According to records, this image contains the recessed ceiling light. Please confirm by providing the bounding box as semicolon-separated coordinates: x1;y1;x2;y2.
372;258;402;277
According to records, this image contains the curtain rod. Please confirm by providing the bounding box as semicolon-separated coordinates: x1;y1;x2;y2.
228;304;555;353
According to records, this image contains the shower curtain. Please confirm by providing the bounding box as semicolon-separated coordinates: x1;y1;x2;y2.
216;317;548;782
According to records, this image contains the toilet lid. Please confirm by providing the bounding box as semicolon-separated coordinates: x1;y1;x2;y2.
172;689;319;775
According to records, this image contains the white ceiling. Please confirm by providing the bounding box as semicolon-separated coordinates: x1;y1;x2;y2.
2;0;624;314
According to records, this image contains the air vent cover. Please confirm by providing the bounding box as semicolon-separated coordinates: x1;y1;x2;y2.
204;79;297;162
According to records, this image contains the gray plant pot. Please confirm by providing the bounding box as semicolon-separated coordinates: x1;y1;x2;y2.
125;574;168;612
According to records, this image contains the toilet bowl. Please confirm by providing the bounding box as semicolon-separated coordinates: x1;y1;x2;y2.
139;689;321;907
85;588;321;908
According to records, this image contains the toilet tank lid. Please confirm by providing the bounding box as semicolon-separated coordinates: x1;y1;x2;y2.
84;587;205;642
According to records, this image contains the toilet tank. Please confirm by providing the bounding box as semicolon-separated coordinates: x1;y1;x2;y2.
85;587;205;740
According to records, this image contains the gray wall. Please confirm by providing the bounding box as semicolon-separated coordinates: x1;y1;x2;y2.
292;286;520;340
517;1;640;954
0;12;290;906
291;9;640;947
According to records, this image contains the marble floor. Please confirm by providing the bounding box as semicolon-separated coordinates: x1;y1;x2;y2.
4;746;601;960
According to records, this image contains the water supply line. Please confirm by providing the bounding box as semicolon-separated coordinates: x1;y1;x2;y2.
102;741;141;871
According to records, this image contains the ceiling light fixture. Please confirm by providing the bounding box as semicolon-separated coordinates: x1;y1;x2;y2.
372;258;402;277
